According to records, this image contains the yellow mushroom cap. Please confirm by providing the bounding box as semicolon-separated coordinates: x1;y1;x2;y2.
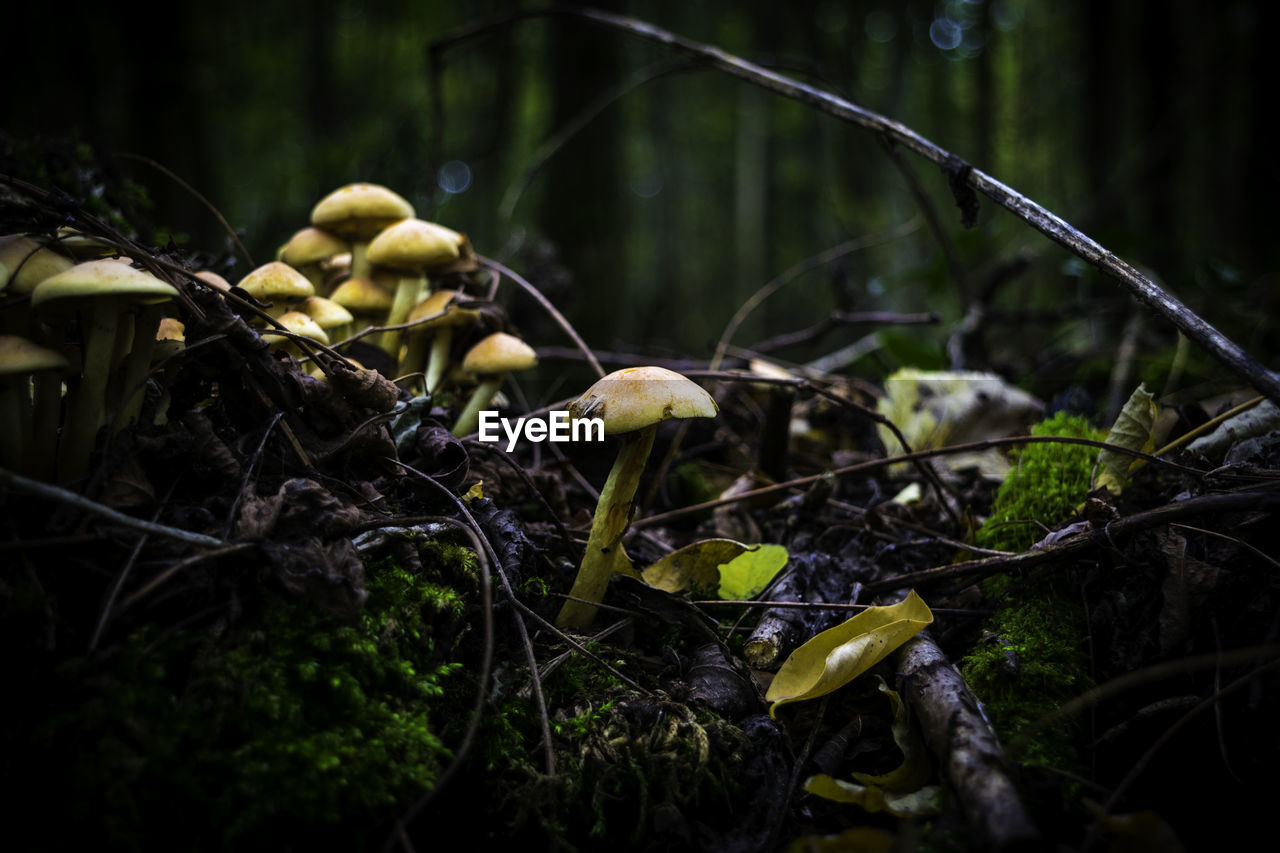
0;335;70;373
310;183;414;239
568;366;718;435
299;296;354;330
156;317;186;343
194;270;232;291
31;259;177;315
409;289;478;329
0;235;75;294
264;310;329;346
366;218;464;271
461;332;537;376
281;227;350;267
236;261;315;303
330;276;393;315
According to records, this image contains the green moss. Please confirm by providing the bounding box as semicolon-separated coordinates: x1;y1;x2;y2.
28;547;476;849
962;412;1102;772
976;412;1102;553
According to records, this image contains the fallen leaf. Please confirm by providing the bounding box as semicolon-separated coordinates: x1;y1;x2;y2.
641;538;755;594
766;590;933;715
802;774;942;818
718;543;789;600
1096;384;1156;495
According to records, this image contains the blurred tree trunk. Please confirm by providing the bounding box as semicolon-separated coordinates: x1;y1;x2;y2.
543;1;626;345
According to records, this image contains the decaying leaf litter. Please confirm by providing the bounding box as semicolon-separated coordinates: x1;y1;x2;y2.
4;15;1280;853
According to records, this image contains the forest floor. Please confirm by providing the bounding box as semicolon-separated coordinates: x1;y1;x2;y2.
4;153;1279;853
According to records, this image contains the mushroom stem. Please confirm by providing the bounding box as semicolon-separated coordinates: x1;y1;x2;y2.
451;374;504;437
424;328;454;395
114;303;165;431
0;376;29;472
59;304;123;481
350;241;371;280
381;273;426;356
556;424;658;629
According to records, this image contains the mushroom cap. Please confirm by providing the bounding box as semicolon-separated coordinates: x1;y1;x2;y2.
299;296;354;329
264;310;329;346
194;270;232;291
156;317;186;343
330;276;393;315
0;235;74;294
31;259;177;315
0;335;70;373
461;332;537;376
568;366;718;435
310;183;414;239
366;218;464;272
236;261;315;303
281;227;350;267
408;289;478;329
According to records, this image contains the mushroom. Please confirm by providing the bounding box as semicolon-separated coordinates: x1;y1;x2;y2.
298;295;355;345
0;335;69;476
310;183;414;281
401;289;479;396
365;217;465;356
0;234;74;336
263;310;329;359
280;227;350;294
31;260;177;480
555;366;718;629
151;318;185;425
236;261;315;320
330;275;393;339
450;332;538;437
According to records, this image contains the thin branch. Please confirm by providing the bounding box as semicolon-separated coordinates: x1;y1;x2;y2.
478;255;605;379
0;467;228;549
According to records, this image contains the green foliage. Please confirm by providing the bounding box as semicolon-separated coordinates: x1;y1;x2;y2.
976;412;1102;553
29;550;474;848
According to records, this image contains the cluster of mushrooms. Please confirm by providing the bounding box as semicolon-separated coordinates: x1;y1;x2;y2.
0;181;721;630
243;181;541;437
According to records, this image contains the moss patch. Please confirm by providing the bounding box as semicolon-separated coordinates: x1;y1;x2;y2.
18;547;474;849
963;413;1102;771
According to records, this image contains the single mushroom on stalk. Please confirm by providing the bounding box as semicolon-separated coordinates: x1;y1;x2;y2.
236;262;315;321
555;366;718;629
401;289;479;396
280;227;350;294
451;331;537;437
364;217;464;357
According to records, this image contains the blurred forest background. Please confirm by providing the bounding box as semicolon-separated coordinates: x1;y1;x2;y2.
5;0;1277;411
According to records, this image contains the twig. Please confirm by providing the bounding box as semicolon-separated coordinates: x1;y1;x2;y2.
114;152;255;268
478;255;605;379
896;630;1043;851
749;311;941;356
630;433;1209;532
0;467;228;548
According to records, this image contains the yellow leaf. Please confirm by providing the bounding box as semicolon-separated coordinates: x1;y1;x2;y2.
641;538;755;593
851;677;932;792
463;481;484;502
802;774;941;818
1095;384;1156;495
766;590;933;716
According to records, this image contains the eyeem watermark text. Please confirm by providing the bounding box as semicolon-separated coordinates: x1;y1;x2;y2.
477;410;604;451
